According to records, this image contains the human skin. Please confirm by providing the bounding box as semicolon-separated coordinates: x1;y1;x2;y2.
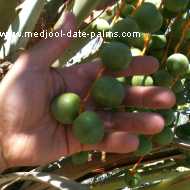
0;12;176;170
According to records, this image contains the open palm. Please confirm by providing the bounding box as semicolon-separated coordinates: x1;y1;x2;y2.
0;12;175;169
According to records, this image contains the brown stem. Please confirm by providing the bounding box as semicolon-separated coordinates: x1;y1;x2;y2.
111;0;126;25
161;14;182;65
174;20;190;53
170;75;180;88
131;0;145;15
80;65;105;111
159;0;165;10
131;156;144;175
161;33;172;65
83;66;105;104
141;33;151;55
131;137;153;175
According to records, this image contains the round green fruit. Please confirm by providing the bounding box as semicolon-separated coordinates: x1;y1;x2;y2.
135;135;152;156
133;2;163;33
153;70;173;87
111;17;142;48
153;127;174;145
71;151;88;165
92;76;125;108
124;172;142;188
73;111;104;145
92;18;110;32
100;42;132;71
166;53;189;76
165;0;190;12
149;35;167;50
51;93;81;125
131;75;154;86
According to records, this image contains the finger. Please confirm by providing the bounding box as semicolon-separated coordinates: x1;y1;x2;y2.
64;111;163;155
83;132;139;153
63;55;159;78
107;56;159;77
99;112;165;135
61;126;138;155
124;86;176;109
15;12;77;68
60;56;159;97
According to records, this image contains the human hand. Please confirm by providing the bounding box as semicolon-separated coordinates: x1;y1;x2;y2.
0;12;175;169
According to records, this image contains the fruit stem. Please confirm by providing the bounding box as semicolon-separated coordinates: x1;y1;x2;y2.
111;0;126;26
174;20;190;53
159;0;165;10
131;0;145;15
80;66;106;113
86;9;107;27
141;33;151;55
131;136;153;175
161;33;173;65
170;75;180;88
161;14;182;65
131;156;144;175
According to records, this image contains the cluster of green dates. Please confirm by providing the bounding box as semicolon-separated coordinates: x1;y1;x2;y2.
51;78;127;164
51;0;190;165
